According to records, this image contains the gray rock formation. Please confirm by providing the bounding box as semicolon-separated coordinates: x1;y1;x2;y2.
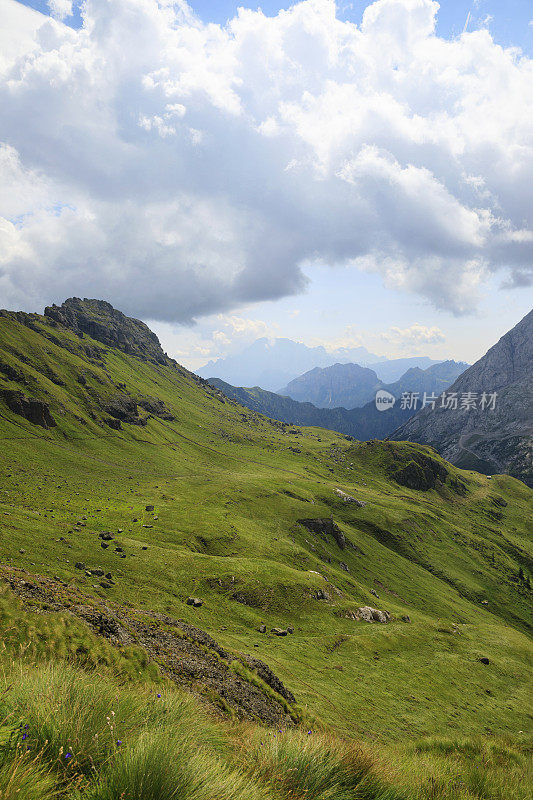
392;310;533;485
357;606;391;623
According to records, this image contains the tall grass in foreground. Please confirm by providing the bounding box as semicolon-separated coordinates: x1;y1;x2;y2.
0;660;530;799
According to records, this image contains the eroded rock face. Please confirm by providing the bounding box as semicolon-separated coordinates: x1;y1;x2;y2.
0;389;56;429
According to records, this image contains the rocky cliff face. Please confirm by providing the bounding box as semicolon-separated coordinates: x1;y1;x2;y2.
44;298;168;365
392;310;533;485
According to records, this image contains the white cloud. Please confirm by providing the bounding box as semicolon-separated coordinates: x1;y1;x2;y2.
0;0;532;322
381;322;445;350
47;0;73;21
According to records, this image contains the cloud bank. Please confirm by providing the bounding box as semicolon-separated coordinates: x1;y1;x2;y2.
0;0;532;321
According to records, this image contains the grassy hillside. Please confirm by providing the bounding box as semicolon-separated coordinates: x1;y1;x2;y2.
0;306;532;797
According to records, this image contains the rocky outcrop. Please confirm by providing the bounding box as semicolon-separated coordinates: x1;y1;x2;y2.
392;310;533;485
44;298;168;365
103;394;147;426
298;518;346;549
0;389;56;429
138;396;175;420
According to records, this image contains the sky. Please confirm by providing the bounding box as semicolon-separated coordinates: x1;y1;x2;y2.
0;0;532;370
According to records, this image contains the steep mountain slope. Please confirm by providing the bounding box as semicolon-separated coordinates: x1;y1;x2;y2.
280;360;467;409
197;337;381;390
0;299;532;752
393;310;533;485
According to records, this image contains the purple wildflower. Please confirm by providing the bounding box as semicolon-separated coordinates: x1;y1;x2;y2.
116;740;122;746
22;734;27;741
65;753;72;759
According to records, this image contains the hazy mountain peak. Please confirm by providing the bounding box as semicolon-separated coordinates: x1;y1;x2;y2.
197;337;381;391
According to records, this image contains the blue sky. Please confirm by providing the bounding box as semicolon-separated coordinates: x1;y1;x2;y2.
2;0;532;370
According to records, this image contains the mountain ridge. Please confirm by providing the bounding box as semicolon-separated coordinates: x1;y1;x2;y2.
279;359;469;409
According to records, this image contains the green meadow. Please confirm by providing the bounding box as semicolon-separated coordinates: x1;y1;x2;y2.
0;310;531;798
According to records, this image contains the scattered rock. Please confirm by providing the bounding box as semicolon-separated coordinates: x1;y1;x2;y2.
91;568;104;577
99;532;114;541
74;562;86;570
370;589;379;598
145;505;154;512
186;597;203;607
357;606;391;623
334;488;366;507
258;624;266;633
401;615;411;623
271;627;288;636
101;543;109;549
478;657;490;665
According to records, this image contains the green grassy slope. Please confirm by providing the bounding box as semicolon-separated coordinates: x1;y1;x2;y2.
0;310;532;754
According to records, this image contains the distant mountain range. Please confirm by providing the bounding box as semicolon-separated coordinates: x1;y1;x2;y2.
393;309;533;485
197;337;381;391
197;337;446;391
279;359;468;409
209;360;468;441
